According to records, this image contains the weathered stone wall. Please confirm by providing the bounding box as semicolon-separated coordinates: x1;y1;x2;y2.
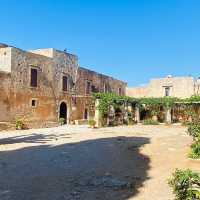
10;47;57;125
0;45;126;127
0;72;11;121
127;76;195;98
149;77;194;98
77;67;127;95
9;47;81;126
29;48;54;58
126;87;148;98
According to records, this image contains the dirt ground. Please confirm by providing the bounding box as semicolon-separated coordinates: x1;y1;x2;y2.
0;124;199;200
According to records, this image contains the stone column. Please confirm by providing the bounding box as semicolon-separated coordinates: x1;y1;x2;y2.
124;102;128;123
165;108;172;124
135;104;140;123
109;105;115;126
94;99;101;127
127;104;132;113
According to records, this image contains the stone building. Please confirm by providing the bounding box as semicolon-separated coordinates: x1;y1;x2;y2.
127;75;199;98
0;43;126;127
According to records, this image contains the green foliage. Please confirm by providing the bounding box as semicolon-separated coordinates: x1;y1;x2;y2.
185;95;200;104
128;119;136;125
59;118;65;126
184;110;197;120
142;119;159;125
186;117;200;159
93;93;179;119
88;119;96;127
168;169;200;200
15;119;24;130
139;96;178;109
187;122;200;140
189;138;200;159
93;93;138;117
150;109;159;116
92;93;200;128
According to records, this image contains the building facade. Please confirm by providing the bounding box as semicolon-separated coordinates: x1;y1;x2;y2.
0;43;126;127
127;75;199;98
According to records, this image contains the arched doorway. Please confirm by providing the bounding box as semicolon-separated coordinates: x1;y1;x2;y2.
59;102;67;124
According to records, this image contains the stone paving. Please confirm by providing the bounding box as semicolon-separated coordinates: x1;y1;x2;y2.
0;124;199;200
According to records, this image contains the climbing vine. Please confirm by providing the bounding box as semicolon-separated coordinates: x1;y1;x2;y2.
93;93;181;117
93;93;138;117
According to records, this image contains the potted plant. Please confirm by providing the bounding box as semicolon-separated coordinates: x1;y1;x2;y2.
88;119;96;128
15;119;24;130
151;110;159;121
59;118;65;126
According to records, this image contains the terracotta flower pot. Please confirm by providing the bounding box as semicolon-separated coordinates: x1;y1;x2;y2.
152;115;158;121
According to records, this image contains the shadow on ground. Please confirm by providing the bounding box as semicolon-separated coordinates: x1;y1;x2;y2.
0;135;150;200
0;133;71;144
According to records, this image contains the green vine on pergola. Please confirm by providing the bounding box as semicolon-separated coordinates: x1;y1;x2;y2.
93;93;138;117
92;93;200;118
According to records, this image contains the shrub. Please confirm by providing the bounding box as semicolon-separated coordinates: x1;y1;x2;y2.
15;119;24;130
168;169;200;200
59;118;65;126
88;119;96;127
182;121;192;127
189;139;200;159
128;119;136;126
187;122;200;140
184;109;198;122
143;119;159;125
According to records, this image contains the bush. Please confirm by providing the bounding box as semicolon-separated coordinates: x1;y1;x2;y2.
59;118;65;126
128;119;136;126
188;122;200;140
182;121;192;127
88;119;96;127
15;119;24;130
168;169;200;200
143;119;159;125
189;139;200;159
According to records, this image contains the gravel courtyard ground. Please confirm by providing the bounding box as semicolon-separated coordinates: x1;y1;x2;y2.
0;124;199;200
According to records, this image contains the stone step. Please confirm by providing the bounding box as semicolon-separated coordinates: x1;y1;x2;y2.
0;122;15;131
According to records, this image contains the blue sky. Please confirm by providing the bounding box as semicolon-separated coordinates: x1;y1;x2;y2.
1;0;200;86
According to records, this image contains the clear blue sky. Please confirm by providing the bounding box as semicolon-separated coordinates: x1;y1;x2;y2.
1;0;200;86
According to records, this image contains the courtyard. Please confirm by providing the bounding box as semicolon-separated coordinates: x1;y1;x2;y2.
0;124;199;200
